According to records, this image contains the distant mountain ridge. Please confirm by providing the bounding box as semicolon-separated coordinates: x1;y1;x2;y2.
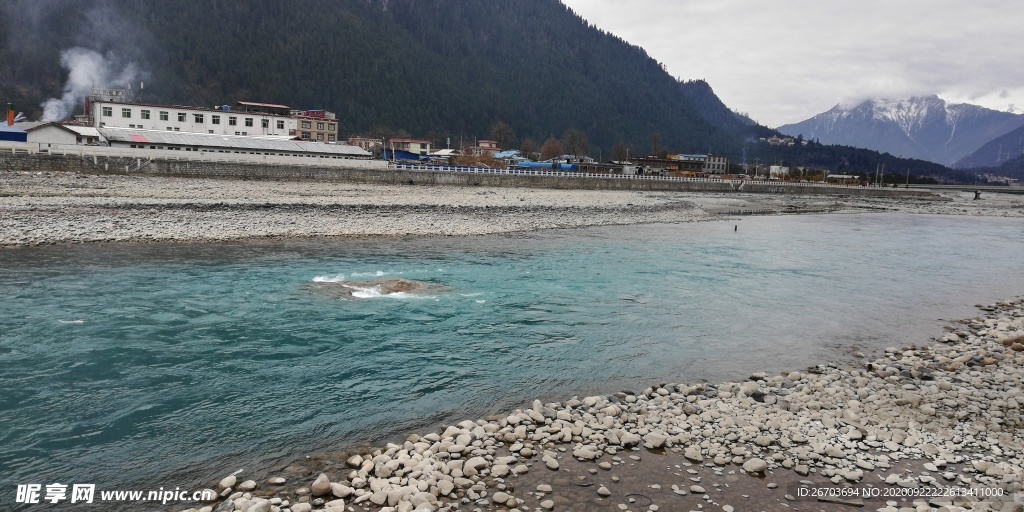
955;123;1024;169
777;96;1024;166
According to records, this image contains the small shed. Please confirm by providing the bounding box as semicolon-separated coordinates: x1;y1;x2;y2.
0;123;27;142
27;123;104;146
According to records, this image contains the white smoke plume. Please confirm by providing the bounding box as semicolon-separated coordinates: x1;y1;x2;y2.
40;47;142;122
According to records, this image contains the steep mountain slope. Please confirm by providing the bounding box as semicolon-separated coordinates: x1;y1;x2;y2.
777;96;1024;166
678;79;760;133
0;0;746;155
954;124;1024;168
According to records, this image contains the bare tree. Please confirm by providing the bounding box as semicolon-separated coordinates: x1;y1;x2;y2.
520;137;539;160
540;136;564;161
562;128;588;159
649;131;663;157
489;121;516;149
612;142;631;161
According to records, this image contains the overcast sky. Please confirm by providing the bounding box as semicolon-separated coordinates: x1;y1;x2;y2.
561;0;1024;127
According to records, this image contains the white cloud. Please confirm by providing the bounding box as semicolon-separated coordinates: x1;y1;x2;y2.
562;0;1024;127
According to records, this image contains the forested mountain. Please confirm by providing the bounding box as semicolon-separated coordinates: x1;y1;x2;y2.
954;124;1024;169
1;0;740;152
0;0;979;182
966;154;1024;182
678;80;761;134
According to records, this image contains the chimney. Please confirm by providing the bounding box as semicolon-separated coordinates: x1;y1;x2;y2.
6;103;13;126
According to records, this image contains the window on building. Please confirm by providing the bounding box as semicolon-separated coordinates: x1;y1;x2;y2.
228;116;237;126
276;120;285;130
102;106;112;117
328;134;336;142
244;118;253;127
178;113;186;122
121;108;131;118
261;119;269;128
160;111;168;121
208;130;214;134
235;132;240;136
317;134;324;141
328;123;336;131
301;132;310;140
174;127;179;131
301;121;311;129
212;115;220;125
241;131;247;135
194;114;204;123
317;122;324;130
141;109;151;120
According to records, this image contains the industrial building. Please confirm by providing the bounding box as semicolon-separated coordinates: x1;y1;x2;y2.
90;100;296;137
86;89;338;142
98;127;371;160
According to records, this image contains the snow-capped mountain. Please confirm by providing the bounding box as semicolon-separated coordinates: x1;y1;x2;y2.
777;96;1024;166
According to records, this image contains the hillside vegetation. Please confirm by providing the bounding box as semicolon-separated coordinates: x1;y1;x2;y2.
0;0;968;181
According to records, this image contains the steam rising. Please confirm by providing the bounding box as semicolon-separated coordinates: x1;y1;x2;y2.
40;47;142;122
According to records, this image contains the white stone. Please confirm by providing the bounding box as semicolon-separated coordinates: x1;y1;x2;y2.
742;458;767;473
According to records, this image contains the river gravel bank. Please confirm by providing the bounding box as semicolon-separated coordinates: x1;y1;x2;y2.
184;299;1024;512
0;171;710;246
2;171;1021;246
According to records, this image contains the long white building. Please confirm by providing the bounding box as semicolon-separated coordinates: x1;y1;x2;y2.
98;127;370;160
91;100;298;137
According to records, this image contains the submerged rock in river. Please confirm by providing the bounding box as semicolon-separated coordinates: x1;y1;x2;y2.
308;278;444;299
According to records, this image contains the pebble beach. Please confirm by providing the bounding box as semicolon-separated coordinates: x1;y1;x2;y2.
2;171;1022;247
185;299;1024;512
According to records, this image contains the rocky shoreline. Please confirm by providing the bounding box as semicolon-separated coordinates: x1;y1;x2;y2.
2;171;1022;247
183;299;1023;512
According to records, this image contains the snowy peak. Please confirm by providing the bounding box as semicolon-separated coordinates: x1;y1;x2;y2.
778;96;1024;166
868;96;943;139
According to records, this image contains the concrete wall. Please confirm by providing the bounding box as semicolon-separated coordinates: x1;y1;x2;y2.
0;149;934;198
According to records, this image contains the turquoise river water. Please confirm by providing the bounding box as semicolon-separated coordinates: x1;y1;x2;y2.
1;213;1022;506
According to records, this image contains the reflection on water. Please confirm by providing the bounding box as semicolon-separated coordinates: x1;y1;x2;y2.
0;213;1022;498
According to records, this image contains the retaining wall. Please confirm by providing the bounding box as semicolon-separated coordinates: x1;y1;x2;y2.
0;151;933;198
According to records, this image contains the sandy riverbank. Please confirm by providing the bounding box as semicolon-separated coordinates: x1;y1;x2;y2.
183;299;1023;512
2;171;1021;246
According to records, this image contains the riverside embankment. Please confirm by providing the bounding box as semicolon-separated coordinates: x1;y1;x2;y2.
2;170;1019;247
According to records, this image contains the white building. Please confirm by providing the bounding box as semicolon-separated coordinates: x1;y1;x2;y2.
703;155;729;175
26;122;104;147
91;100;297;138
98;127;370;160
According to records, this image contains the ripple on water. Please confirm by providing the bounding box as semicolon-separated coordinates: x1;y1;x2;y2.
0;214;1023;493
